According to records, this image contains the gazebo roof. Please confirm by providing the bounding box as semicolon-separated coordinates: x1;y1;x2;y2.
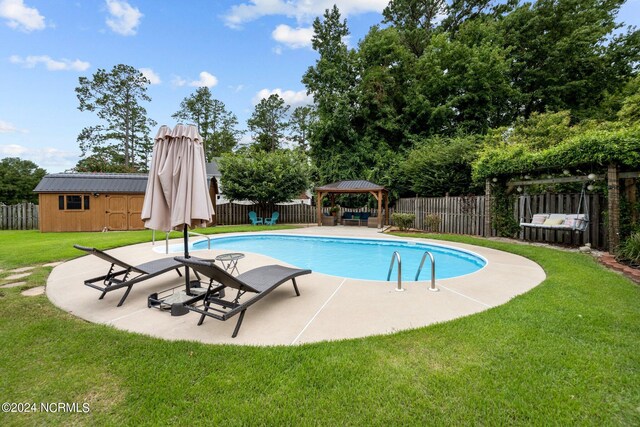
315;180;386;193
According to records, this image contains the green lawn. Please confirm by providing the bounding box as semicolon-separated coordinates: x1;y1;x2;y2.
0;224;298;269
0;230;638;425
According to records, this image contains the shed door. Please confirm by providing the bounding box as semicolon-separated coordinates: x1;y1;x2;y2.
106;196;127;230
128;196;145;230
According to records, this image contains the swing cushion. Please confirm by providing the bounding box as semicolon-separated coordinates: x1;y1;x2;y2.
563;214;586;229
530;214;549;224
543;216;565;226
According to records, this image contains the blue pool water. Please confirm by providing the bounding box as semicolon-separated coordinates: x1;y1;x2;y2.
187;234;486;281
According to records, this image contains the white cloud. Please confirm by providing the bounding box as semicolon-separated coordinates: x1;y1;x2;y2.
224;0;389;28
253;88;313;107
105;0;142;36
189;71;218;88
139;67;160;84
171;76;187;87
0;120;19;133
0;0;45;32
9;54;90;71
237;132;253;149
0;145;79;171
0;143;27;155
272;24;313;49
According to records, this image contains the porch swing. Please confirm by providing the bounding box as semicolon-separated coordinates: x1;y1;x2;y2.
519;183;590;232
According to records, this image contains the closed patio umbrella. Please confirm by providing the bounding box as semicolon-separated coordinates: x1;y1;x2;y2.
141;125;172;231
142;124;214;297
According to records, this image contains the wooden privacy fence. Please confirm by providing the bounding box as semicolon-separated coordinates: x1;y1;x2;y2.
216;203;318;225
0;202;39;230
395;195;487;236
215;203;381;225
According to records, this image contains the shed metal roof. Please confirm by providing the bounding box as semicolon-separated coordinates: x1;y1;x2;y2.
315;180;386;192
34;173;148;194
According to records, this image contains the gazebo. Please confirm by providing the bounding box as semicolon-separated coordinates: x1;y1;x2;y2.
315;180;389;228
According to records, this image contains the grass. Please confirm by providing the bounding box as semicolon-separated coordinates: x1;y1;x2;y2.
0;230;639;425
0;224;298;269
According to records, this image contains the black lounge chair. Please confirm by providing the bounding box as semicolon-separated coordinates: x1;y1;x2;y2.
175;257;311;338
74;244;184;307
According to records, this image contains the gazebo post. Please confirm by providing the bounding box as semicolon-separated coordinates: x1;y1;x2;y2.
385;191;389;226
316;191;324;226
377;190;383;229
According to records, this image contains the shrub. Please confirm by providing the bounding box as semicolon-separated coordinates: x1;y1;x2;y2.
618;232;640;265
392;213;415;231
424;214;441;232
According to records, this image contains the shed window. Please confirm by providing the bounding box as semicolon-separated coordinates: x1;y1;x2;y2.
58;194;90;211
66;195;82;209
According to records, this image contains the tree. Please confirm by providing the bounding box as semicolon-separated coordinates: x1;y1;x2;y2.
218;149;311;214
482;111;577;151
442;0;498;33
497;0;640;120
75;64;156;172
382;0;447;56
74;152;138;173
303;5;362;185
247;94;290;152
0;157;46;204
617;76;640;124
401;135;481;196
172;87;242;161
405;20;518;136
288;106;316;153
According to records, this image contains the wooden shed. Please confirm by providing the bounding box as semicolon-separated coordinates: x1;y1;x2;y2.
34;173;148;232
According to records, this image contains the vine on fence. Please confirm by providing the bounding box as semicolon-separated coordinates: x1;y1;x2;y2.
490;184;520;237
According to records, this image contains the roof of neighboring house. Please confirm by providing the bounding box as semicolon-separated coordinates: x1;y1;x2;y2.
206;158;221;178
315;180;387;192
34;173;148;194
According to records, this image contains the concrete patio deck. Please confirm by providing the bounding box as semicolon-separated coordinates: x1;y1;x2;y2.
46;226;546;346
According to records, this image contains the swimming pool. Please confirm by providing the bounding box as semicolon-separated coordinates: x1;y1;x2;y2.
180;234;486;282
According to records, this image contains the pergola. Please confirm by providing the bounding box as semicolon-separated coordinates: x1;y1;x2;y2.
315;180;389;228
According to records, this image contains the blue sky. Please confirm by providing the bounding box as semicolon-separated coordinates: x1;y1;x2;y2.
0;0;638;173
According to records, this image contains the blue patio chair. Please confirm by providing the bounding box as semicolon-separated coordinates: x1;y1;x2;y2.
264;211;279;225
248;211;263;225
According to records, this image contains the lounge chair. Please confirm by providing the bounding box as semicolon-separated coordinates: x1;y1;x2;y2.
248;211;263;225
264;211;279;225
74;244;184;307
174;257;311;338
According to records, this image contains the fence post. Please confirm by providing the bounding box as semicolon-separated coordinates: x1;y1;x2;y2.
607;163;620;252
484;180;492;237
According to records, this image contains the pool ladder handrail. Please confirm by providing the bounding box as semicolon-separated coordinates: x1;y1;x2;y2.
152;230;212;254
386;251;404;292
415;251;439;292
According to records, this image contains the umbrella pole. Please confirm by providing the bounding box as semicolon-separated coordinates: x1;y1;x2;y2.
183;224;192;295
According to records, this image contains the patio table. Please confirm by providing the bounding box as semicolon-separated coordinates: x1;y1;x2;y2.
215;253;245;275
